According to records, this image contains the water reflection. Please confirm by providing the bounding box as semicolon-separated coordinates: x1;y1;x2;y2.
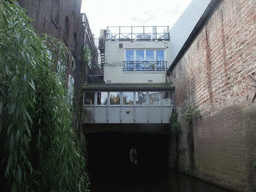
87;166;231;192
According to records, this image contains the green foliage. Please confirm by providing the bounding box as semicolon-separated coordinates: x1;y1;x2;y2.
169;112;182;135
253;161;256;167
81;45;92;66
182;105;200;122
0;1;88;191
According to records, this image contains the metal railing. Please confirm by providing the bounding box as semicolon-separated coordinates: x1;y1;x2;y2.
123;61;167;71
107;26;170;41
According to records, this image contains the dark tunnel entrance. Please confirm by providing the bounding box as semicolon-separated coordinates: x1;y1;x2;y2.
85;131;231;192
86;131;170;170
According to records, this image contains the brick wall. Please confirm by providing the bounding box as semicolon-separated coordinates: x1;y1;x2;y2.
167;0;256;191
17;0;88;89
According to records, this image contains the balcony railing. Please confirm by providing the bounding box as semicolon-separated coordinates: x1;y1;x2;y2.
107;26;170;41
123;61;167;71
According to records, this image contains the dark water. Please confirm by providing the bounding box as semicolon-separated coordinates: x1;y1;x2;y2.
87;166;231;192
86;132;231;192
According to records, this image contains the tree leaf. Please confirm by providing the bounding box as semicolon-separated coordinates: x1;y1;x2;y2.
10;133;14;150
24;110;32;125
28;79;35;91
17;164;22;184
16;130;20;142
6;155;12;176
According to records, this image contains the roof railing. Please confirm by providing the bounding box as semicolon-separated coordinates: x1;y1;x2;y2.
106;26;170;41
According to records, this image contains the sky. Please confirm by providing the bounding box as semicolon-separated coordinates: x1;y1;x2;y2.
81;0;193;38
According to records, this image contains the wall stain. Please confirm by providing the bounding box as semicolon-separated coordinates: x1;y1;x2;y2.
205;24;214;108
220;9;229;87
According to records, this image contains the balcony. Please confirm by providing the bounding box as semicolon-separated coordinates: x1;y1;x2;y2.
106;26;170;41
123;61;167;71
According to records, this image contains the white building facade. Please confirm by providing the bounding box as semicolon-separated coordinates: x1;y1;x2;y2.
83;26;174;128
104;40;171;84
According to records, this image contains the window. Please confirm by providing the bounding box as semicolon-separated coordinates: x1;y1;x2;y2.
126;50;134;70
110;92;121;105
123;92;134;105
73;32;77;53
84;91;172;106
97;92;108;105
136;51;144;60
146;50;154;70
136;50;144;70
135;92;147;105
124;50;165;71
156;50;164;61
72;0;78;17
64;16;70;42
84;92;94;105
161;91;173;105
149;92;160;105
156;50;165;70
52;0;60;25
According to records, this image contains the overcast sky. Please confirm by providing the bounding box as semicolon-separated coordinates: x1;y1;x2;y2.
81;0;193;38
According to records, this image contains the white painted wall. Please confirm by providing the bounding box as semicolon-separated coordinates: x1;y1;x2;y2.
104;40;171;83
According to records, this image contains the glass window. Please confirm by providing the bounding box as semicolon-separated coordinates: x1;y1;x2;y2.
135;92;147;105
156;50;164;61
84;92;94;105
136;50;144;70
161;91;173;105
149;92;160;105
97;92;108;105
125;50;166;71
52;0;60;24
110;92;121;105
64;16;70;40
123;92;134;105
136;50;144;61
146;50;154;61
126;50;134;70
146;50;154;70
126;50;134;61
156;50;164;70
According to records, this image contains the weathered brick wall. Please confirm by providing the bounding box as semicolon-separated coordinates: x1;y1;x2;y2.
18;0;83;48
17;0;92;135
17;0;86;86
167;0;256;191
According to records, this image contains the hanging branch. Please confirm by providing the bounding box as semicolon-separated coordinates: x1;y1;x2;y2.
0;1;89;191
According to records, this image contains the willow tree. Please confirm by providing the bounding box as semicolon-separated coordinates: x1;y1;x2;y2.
0;1;89;191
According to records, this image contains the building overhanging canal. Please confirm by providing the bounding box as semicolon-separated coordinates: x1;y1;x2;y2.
82;83;174;125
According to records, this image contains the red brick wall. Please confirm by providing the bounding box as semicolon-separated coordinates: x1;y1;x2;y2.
17;0;87;84
18;0;83;48
167;0;256;191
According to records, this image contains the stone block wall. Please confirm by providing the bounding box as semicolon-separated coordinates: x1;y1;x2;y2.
167;0;256;191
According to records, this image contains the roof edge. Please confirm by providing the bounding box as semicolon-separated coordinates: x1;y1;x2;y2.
83;83;174;91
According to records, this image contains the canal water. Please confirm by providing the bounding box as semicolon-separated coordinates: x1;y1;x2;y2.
86;132;231;192
87;166;231;192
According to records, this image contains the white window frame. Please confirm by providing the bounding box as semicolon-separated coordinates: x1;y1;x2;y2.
125;49;165;61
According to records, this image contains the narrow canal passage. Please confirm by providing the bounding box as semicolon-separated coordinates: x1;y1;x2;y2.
86;132;230;192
